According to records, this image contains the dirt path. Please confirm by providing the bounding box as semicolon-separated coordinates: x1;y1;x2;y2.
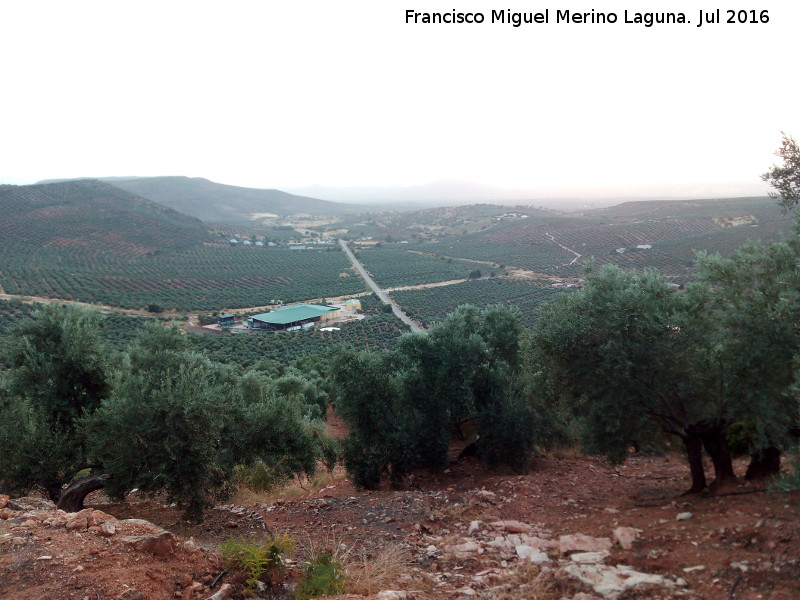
339;239;424;332
0;293;157;317
545;232;582;266
383;278;469;292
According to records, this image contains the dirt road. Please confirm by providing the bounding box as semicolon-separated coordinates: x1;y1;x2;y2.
338;239;424;332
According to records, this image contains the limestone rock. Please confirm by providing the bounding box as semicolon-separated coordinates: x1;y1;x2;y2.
570;551;609;564
515;545;551;563
116;519;163;535
121;531;176;557
182;581;204;600
66;508;95;530
376;592;408;600
467;520;482;535
457;586;476;596
489;520;530;534
676;512;692;521
518;534;558;550
446;540;482;558
90;509;118;524
207;581;234;600
7;497;55;512
559;534;613;554
562;563;685;596
612;526;642;550
473;490;497;504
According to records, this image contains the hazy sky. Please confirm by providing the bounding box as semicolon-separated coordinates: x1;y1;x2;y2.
1;1;798;197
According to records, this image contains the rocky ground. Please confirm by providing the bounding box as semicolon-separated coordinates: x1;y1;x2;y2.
1;453;798;600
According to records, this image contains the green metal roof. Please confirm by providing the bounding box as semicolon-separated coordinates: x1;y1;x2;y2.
250;304;339;325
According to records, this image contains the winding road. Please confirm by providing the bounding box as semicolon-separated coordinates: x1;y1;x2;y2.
338;239;424;333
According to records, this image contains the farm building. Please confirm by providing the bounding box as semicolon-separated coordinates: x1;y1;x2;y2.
246;303;340;331
218;314;235;329
345;298;362;311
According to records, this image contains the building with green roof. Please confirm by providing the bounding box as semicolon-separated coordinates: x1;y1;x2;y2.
217;314;236;329
246;303;340;331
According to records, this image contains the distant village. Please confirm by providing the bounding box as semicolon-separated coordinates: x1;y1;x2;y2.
225;232;337;250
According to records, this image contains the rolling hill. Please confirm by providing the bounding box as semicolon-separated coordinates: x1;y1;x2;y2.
387;196;795;281
98;176;369;223
0;180;367;311
0;179;207;257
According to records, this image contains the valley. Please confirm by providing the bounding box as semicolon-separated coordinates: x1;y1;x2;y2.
1;173;798;600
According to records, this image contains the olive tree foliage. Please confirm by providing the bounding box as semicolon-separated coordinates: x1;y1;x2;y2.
762;132;800;211
1;313;322;520
0;305;110;504
693;238;800;478
331;350;413;489
332;305;547;489
86;323;320;520
529;265;737;492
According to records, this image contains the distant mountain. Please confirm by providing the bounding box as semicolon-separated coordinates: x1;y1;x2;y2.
0;179;207;258
285;180;771;211
284;180;537;208
92;176;370;223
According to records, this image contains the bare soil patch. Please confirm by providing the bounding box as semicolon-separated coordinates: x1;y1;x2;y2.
2;454;798;599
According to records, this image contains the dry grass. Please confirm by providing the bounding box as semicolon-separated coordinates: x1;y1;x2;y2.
489;563;577;600
343;545;414;596
289;529;413;596
231;464;347;505
544;444;584;460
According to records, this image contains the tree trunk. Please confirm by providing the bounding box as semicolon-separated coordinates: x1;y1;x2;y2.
682;433;707;494
55;472;110;513
45;481;64;504
699;424;736;486
745;447;782;480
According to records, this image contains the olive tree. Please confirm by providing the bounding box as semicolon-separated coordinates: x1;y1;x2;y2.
0;305;110;507
694;238;800;478
332;305;545;489
762;132;800;211
530;265;735;492
1;314;320;520
86;324;320;520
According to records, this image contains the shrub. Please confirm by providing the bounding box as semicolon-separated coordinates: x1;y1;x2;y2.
220;534;295;591
294;550;346;599
770;447;800;493
233;459;291;493
317;433;341;473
